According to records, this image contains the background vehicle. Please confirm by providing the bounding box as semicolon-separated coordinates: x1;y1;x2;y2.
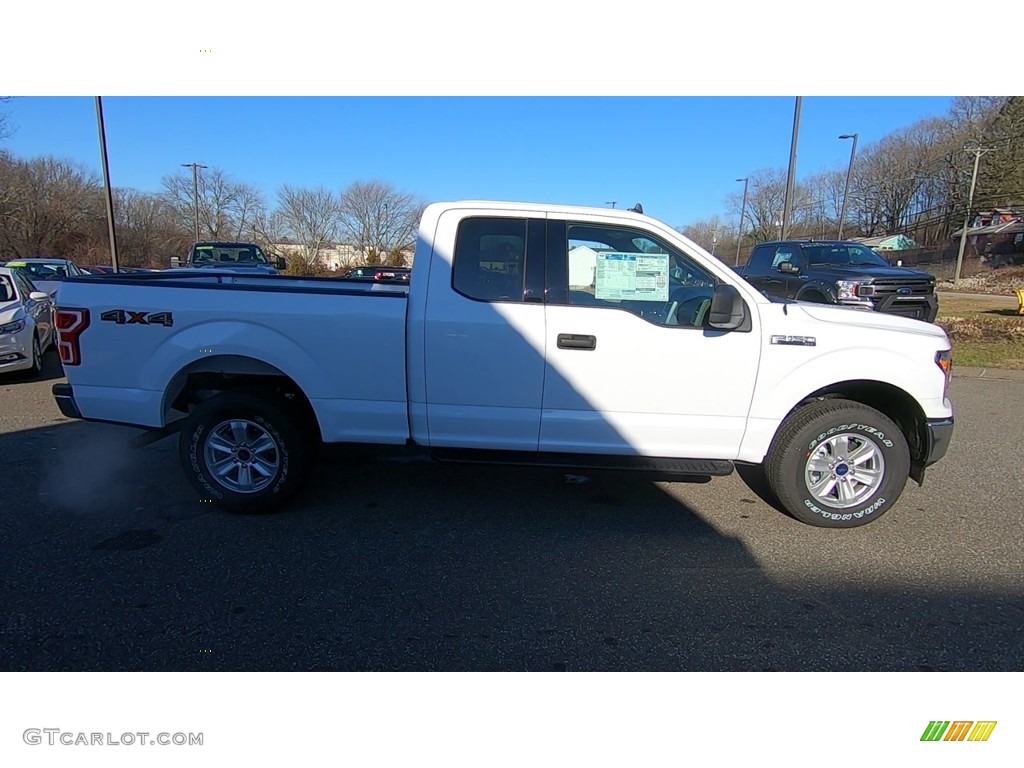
50;201;954;529
81;265;159;275
2;257;87;299
344;265;412;282
180;241;286;274
734;240;938;322
0;266;55;377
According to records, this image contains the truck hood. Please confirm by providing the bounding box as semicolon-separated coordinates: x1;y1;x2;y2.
806;265;934;281
795;303;948;340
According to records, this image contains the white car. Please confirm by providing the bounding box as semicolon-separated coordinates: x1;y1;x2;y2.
2;258;87;300
0;267;56;377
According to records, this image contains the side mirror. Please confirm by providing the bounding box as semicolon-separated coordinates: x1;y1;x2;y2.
778;261;800;274
276;258;287;271
708;284;748;331
29;291;50;302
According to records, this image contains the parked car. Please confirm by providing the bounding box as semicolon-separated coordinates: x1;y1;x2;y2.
50;200;954;528
344;265;412;282
734;240;938;322
0;266;56;377
2;258;87;299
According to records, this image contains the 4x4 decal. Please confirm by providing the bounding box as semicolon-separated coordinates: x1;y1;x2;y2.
100;310;174;327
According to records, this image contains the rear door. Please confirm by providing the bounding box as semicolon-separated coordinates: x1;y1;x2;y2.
417;210;549;450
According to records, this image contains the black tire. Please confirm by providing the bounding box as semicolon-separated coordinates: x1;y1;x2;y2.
29;333;44;378
765;398;910;528
178;389;312;514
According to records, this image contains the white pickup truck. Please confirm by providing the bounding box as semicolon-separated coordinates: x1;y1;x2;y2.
51;201;954;528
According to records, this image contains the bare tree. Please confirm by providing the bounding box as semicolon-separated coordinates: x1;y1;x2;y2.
114;189;190;267
976;96;1024;211
725;168;787;243
274;185;342;274
677;215;726;255
0;97;14;142
161;167;265;241
0;155;104;259
340;180;426;265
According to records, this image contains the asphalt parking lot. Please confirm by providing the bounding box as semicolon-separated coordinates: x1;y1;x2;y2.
1;350;1022;671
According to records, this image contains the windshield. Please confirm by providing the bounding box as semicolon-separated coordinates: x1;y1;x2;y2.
804;244;889;267
6;262;68;279
191;244;270;265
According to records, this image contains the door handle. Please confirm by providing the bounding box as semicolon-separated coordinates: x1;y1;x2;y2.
557;333;597;350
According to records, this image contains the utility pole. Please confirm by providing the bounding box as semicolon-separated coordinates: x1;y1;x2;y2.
781;96;802;239
94;97;120;272
710;227;719;257
605;201;617;209
735;177;749;266
837;132;859;239
953;146;993;285
181;162;208;242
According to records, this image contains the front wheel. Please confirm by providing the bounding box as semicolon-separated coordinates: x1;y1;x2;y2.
178;389;312;513
765;399;910;528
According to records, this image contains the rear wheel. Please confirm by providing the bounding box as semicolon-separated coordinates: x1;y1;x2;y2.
765;399;910;528
178;389;313;513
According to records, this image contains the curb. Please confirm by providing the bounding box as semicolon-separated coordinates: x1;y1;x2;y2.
953;366;1024;381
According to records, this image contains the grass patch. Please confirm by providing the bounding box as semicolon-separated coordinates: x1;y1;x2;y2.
949;340;1024;370
937;292;1020;319
934;294;1024;368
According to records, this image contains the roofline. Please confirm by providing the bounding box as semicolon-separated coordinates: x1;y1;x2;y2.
438;200;651;218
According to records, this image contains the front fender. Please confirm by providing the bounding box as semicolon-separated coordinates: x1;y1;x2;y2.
738;345;949;463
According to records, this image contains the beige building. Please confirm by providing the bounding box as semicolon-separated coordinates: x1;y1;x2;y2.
271;243;415;271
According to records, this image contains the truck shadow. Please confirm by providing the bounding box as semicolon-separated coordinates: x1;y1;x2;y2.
1;420;1021;672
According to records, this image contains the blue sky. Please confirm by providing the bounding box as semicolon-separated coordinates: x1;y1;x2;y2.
2;96;955;228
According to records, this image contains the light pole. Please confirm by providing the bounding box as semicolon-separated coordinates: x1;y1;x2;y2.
605;201;617;209
735;177;749;266
181;162;207;242
837;133;859;239
781;96;802;239
94;97;120;272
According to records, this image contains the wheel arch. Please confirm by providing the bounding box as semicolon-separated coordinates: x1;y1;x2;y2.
161;354;322;440
776;379;928;467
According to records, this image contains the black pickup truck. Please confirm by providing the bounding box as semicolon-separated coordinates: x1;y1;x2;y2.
734;240;938;322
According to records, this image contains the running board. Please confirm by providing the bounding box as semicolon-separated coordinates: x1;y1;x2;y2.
430;448;733;477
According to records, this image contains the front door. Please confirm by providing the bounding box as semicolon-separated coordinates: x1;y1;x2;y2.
540;220;761;459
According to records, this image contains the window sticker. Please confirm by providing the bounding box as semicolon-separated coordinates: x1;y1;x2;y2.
594;252;669;301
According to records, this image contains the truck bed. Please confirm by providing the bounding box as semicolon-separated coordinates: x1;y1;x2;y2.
55;272;412;444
